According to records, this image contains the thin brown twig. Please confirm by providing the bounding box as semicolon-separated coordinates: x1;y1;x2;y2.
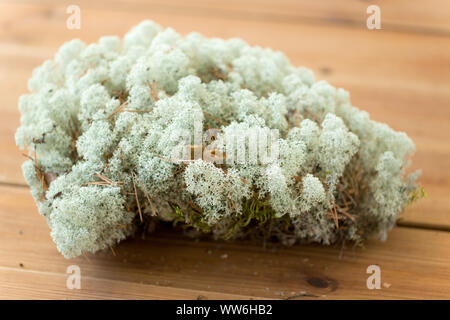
94;173;113;184
109;244;117;256
135;178;157;217
82;173;122;187
132;173;143;223
337;208;356;222
83;182;111;186
149;82;159;101
330;202;339;229
186;199;202;213
107;102;128;120
202;111;229;126
117;109;152;114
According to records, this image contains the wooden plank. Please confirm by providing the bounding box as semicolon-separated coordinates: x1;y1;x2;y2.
0;267;263;300
0;185;449;299
9;0;450;35
1;4;448;128
398;185;450;231
0;2;448;227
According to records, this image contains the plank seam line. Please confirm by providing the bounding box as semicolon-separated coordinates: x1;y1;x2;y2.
397;222;450;233
0;181;28;188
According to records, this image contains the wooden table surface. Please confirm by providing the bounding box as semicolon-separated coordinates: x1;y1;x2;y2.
0;0;449;299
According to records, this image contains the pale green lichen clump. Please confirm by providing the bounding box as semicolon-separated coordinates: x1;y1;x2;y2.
16;21;422;258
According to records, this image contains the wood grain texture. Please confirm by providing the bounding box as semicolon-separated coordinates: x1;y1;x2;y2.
0;268;265;300
0;186;449;299
8;0;450;35
0;1;449;299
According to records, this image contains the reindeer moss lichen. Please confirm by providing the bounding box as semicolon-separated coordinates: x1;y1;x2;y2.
16;21;422;258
